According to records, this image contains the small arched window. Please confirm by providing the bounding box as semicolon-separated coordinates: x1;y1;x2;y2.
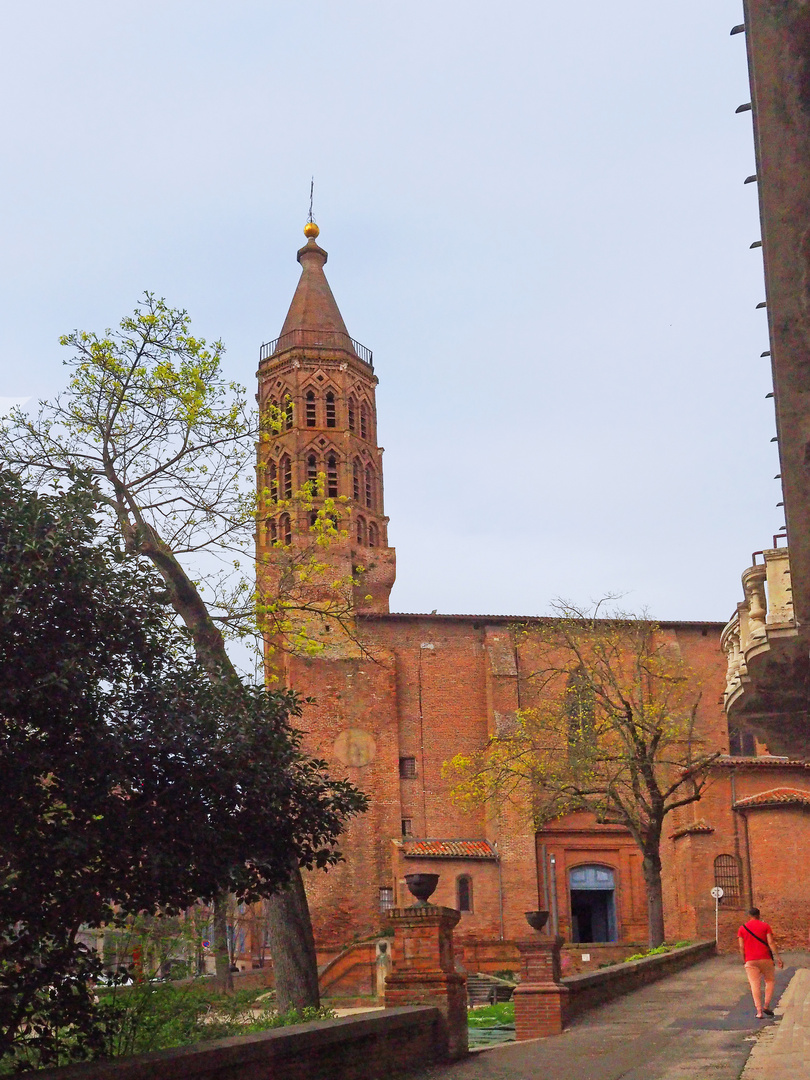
352;458;362;501
267;398;280;434
280;455;292;499
365;465;374;509
714;854;741;903
266;518;277;546
356;516;367;545
368;522;378;547
325;391;336;428
348;395;357;433
327;454;339;498
309;510;318;528
268;460;278;502
279;513;292;546
305;389;317;427
360;402;369;440
457;875;473;913
284;398;293;430
307;453;318;492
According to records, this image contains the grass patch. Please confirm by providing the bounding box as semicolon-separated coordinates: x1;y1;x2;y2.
467;1002;515;1028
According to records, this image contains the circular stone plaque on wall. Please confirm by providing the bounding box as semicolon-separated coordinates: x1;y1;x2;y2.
333;728;377;768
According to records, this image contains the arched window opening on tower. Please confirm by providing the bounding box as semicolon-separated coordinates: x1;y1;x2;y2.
356;516;367;545
284;398;293;430
326;391;336;428
327;454;339;498
307;453;318;492
457;875;473;913
360;402;369;440
365;465;375;510
267;398;280;434
352;458;362;501
305;389;317;427
280;455;292;499
348;395;357;433
714;855;741;904
268;460;278;502
368;522;378;547
279;513;292;546
266;518;277;546
309;510;318;528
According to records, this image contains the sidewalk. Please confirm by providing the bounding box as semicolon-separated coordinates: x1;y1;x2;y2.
407;951;810;1080
742;966;810;1080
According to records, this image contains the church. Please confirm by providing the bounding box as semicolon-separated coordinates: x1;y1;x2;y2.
253;221;810;988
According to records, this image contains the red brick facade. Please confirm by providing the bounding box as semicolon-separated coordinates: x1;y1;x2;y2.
256;229;810;981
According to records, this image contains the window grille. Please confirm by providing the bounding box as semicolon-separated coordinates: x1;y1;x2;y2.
399;756;417;779
266;518;277;545
284;400;293;429
401;818;413;837
360;402;369;440
268;460;278;501
305;390;317;427
368;523;378;547
356;516;367;545
307;453;318;491
365;465;374;509
348;396;356;433
714;854;741;903
457;875;473;913
379;887;394;912
280;456;292;499
326;391;336;428
327;454;338;498
352;459;361;501
729;728;756;756
279;513;292;546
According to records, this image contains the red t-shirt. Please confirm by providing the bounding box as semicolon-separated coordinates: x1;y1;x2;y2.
738;919;773;962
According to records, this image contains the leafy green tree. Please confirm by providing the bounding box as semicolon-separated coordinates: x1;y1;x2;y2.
0;295;365;1006
0;472;366;1068
447;602;719;946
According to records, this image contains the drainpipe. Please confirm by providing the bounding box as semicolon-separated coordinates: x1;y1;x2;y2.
540;843;550;933
549;853;559;936
494;842;505;942
730;770;744;903
741;809;755;907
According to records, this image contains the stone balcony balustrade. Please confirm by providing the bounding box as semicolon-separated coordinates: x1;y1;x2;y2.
721;546;809;757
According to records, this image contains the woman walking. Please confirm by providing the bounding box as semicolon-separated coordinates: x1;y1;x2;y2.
738;907;784;1019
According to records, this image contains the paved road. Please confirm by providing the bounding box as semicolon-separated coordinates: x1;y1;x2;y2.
409;952;810;1080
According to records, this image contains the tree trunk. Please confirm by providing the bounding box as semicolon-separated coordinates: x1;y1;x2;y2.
641;845;666;947
264;866;320;1012
133;525;322;1007
212;891;233;994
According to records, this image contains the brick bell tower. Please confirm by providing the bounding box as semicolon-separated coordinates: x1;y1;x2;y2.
256;221;396;617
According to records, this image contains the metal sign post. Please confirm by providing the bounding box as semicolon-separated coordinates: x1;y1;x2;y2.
710;886;724;943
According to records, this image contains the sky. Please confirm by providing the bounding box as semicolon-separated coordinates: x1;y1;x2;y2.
0;1;775;623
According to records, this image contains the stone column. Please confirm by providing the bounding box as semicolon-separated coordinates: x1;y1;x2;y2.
384;905;468;1059
513;935;569;1039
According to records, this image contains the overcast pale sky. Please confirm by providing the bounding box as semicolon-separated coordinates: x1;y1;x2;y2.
0;1;773;622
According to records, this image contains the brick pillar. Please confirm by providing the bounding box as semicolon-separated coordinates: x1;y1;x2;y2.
513;935;569;1039
384;905;468;1059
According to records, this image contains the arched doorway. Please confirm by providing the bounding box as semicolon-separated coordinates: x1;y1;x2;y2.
569;865;617;943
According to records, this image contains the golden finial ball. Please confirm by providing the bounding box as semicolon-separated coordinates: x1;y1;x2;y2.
304;221;320;239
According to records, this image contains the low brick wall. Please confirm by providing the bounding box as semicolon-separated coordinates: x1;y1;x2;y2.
563;940;716;1022
34;1007;443;1080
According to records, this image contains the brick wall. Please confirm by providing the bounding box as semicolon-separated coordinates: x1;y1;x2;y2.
34;1008;443;1080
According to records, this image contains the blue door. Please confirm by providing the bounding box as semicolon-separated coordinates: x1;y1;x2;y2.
569;865;617;943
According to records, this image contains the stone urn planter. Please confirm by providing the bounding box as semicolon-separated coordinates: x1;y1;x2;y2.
404;873;439;905
524;910;550;932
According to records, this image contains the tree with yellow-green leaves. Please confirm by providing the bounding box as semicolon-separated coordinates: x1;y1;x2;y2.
0;293;367;1009
446;601;719;946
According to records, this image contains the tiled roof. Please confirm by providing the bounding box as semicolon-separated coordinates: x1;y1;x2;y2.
734;787;810;810
401;839;498;861
715;756;810;769
670;818;714;840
